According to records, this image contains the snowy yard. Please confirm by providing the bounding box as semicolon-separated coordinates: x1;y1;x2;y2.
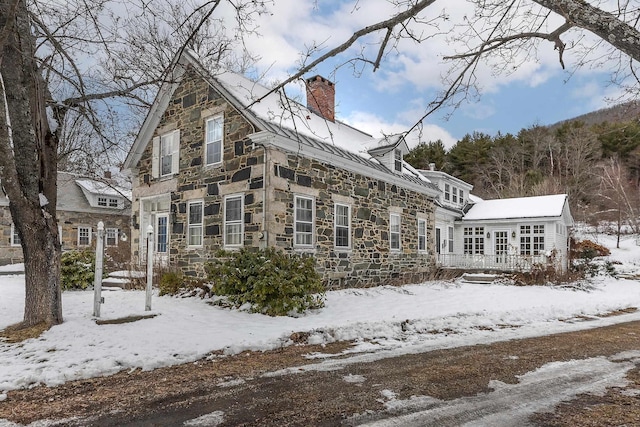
1;232;640;399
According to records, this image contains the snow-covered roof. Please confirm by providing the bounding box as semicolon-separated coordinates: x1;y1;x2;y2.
463;194;568;221
125;50;440;198
75;179;131;200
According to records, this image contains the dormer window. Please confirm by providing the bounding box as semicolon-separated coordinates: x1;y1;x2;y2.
394;149;402;172
444;184;450;201
97;196;120;208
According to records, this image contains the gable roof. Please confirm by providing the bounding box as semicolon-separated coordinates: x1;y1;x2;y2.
124;50;440;198
463;194;570;221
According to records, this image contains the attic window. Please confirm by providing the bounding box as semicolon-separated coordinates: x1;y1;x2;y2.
394;149;402;172
98;197;107;207
108;198;119;208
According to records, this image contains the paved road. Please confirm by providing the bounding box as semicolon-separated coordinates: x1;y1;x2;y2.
70;319;640;427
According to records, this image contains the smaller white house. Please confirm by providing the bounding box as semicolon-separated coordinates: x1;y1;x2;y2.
421;168;574;272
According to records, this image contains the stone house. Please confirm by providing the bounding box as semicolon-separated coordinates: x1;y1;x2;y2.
0;171;131;265
123;51;441;288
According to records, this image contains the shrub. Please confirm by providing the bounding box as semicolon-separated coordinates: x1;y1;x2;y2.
205;248;325;316
61;250;95;290
159;270;184;296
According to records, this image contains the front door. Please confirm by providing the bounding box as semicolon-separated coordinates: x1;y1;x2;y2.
494;230;508;264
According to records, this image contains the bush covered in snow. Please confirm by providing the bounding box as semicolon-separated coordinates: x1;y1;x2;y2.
206;248;325;316
61;250;95;290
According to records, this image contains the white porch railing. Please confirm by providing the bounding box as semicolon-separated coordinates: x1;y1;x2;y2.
437;253;552;272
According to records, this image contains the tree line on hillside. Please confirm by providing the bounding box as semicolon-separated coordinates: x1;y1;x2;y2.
405;120;640;237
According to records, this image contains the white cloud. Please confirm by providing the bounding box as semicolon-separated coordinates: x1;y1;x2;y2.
344;110;457;149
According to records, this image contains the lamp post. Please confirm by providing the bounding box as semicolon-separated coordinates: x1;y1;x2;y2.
93;221;105;317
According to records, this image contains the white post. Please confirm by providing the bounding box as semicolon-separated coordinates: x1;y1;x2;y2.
145;224;154;311
93;221;105;317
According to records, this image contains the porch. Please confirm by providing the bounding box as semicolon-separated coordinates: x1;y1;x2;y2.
436;253;554;272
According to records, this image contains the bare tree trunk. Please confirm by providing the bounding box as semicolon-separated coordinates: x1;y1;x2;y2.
0;0;62;328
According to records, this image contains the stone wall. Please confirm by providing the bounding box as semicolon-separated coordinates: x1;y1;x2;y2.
132;65;437;287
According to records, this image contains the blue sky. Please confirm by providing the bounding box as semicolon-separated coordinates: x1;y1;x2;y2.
228;0;630;149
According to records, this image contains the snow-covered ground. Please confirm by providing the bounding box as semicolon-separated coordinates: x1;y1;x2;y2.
0;232;639;400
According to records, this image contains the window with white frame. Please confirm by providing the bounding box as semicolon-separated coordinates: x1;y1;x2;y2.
444;183;450;201
448;226;454;253
97;197;107;207
463;226;484;254
459;189;464;203
108;198;119;208
152;130;180;178
394;149;402;172
417;218;427;252
452;186;458;203
224;195;243;247
334;204;350;248
521;225;545;255
188;201;204;247
294;196;314;247
78;227;91;246
533;225;545;253
205;115;223;166
390;213;401;250
106;228;118;247
10;224;20;247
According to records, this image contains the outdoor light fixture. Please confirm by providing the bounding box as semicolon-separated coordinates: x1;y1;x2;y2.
170;203;178;224
512;230;516;238
486;232;491;238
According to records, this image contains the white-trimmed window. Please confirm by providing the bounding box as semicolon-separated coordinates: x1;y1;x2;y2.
390;213;401;250
452;186;458;203
78;227;91;246
521;225;545;255
464;227;484;254
334;203;350;249
152;129;180;178
205;115;224;166
459;189;464;203
533;225;545;253
294;196;314;247
444;183;450;201
10;224;20;247
108;198;119;208
394;149;402;172
188;201;204;247
97;197;107;207
448;226;454;253
106;228;118;247
224;195;244;248
417;218;427;252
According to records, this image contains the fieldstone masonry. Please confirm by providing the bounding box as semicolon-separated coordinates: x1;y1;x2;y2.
131;65;437;287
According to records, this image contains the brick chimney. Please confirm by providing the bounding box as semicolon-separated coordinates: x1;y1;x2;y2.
306;75;335;122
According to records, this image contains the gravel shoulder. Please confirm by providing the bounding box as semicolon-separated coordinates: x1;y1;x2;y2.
1;318;640;426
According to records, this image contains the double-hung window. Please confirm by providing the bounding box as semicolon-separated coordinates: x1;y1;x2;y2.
533;225;545;253
10;224;20;247
520;225;532;255
448;226;454;253
188;201;204;247
444;184;450;201
224;195;243;247
97;197;107;207
417;219;427;252
152;130;180;178
78;227;91;246
294;196;314;247
205;115;223;166
334;204;350;249
394;149;402;172
106;228;118;247
464;227;485;254
390;213;401;250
